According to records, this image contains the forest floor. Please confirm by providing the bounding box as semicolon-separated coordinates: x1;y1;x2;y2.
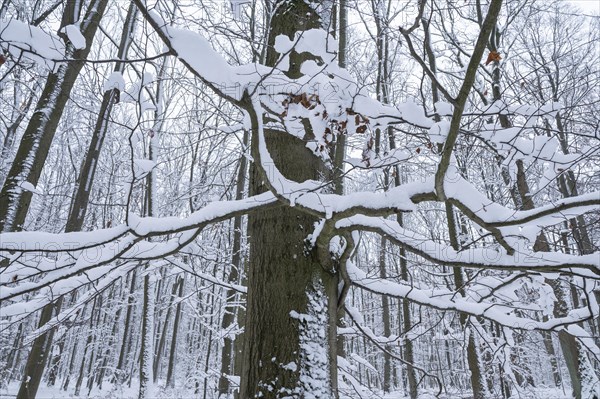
0;382;575;399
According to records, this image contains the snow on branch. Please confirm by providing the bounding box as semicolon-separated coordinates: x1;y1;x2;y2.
347;262;597;332
0;18;65;70
336;215;600;277
0;193;278;301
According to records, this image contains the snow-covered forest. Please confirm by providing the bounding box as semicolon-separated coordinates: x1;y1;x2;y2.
0;0;599;398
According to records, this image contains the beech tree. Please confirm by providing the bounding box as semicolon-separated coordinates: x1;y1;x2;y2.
0;1;598;399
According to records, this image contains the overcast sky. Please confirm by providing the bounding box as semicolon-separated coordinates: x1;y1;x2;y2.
568;0;600;14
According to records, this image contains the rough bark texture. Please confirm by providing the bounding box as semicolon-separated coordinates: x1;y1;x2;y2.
242;127;338;397
239;2;339;397
138;273;155;399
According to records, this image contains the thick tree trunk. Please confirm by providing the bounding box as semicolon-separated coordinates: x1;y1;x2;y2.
239;2;339;397
242;128;338;397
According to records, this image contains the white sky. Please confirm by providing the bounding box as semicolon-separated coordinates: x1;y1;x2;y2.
568;0;600;14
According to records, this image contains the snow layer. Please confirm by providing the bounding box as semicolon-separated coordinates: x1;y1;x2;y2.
0;18;65;69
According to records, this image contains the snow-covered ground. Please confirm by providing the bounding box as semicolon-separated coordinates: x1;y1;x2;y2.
1;380;191;399
0;382;575;399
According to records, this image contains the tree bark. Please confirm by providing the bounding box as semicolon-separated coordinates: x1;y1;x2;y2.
138;272;155;399
379;238;392;393
240;2;338;397
334;0;348;362
115;270;137;384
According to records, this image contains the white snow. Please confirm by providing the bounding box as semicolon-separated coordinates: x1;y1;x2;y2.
434;101;454;116
0;18;65;70
133;159;155;179
428;120;451;144
103;71;126;92
61;24;86;50
18;181;41;195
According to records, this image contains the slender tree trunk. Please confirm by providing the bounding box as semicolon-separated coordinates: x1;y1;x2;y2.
138;272;155;399
445;203;486;399
85;294;104;396
3;322;23;384
138;49;168;398
379;238;392;393
392;234;417;399
96;300;122;390
115;270;137;384
15;297;62;399
203;281;217;399
486;25;570;393
0;71;35;180
218;129;249;396
65;1;138;233
13;5;133;398
0;0;108;232
46;316;66;386
372;5;393;392
512;142;585;399
74;298;98;397
61;320;81;391
334;0;348;362
153;278;180;383
166;276;184;388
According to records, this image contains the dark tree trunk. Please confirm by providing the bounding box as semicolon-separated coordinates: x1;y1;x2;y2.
16;297;62;399
242;126;338;397
153;279;180;383
114;270;137;384
445;203;486;399
239;3;339;397
166;276;184;388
